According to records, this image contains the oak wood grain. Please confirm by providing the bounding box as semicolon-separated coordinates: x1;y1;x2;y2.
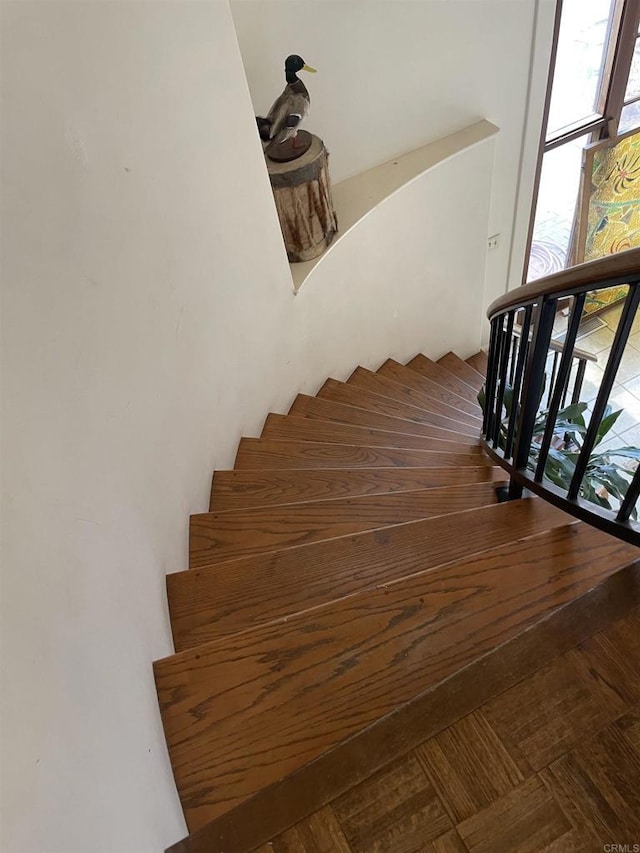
405;354;479;403
171;499;569;651
466;351;488;376
437;353;485;391
261;413;480;451
164;567;640;853
316;379;480;436
155;524;638;831
377;359;482;418
288;393;476;442
189;482;501;567
209;467;502;512
234;439;488;471
347;367;483;427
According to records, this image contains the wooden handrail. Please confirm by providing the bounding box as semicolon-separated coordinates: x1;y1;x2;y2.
488;248;640;319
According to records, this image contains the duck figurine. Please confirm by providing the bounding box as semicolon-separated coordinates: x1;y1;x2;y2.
256;54;317;161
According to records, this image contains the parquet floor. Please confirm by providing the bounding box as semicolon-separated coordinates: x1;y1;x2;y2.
255;605;640;853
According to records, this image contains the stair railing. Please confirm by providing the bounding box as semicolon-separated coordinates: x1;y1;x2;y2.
483;248;640;546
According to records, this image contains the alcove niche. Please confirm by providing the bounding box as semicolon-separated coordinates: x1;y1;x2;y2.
229;2;500;293
287;121;499;292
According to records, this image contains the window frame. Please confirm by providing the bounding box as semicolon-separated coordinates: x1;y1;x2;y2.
524;0;640;283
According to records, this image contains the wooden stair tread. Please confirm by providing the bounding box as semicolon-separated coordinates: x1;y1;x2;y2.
377;359;481;418
317;379;479;437
466;350;488;375
405;353;479;403
189;482;503;568
234;439;489;470
437;352;484;390
261;413;480;451
316;379;478;436
209;467;502;512
155;523;638;832
170;498;572;651
289;393;475;442
347;367;482;427
166;568;640;853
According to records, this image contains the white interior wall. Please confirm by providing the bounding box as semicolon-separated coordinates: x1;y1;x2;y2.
231;0;550;314
1;1;541;851
507;0;558;292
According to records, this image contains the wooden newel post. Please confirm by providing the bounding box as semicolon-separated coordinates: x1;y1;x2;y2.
266;134;338;263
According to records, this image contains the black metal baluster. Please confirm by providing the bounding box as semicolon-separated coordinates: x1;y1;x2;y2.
571;358;587;405
492;312;515;449
509;334;518;385
488;316;506;445
548;351;559;408
508;297;557;500
504;305;533;461
617;464;640;523
568;285;640;501
534;293;586;482
561;360;573;408
483;318;501;437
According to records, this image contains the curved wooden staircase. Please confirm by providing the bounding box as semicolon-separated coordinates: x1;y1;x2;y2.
155;351;640;853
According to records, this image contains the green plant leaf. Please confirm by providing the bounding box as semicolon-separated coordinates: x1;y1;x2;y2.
602;446;640;460
503;384;514;419
558;402;588;421
608;469;632;496
535;371;547;411
479;376;639;519
544;459;569;489
477;385;486;414
546;447;577;480
553;418;587;434
594;408;623;446
533;403;588;437
581;478;612;510
592;468;631;502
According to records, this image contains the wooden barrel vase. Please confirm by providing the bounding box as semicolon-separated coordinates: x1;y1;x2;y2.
267;134;338;263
